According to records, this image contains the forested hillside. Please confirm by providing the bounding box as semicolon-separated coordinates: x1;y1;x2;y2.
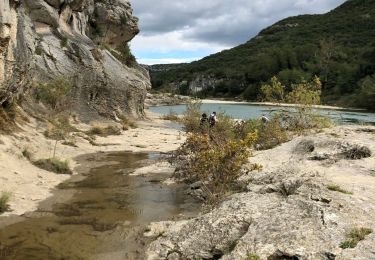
150;0;375;109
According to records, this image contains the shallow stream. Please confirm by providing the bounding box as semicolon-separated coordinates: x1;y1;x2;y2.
0;152;199;259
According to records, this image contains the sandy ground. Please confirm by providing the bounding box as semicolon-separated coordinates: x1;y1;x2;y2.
0;111;184;216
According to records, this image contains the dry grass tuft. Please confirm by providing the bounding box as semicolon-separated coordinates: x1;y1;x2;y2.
86;125;122;137
33;158;72;175
327;184;353;195
340;227;373;249
0;192;12;213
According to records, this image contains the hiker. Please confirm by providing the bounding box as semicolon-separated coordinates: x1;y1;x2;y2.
209;112;217;127
200;113;208;126
261;115;270;124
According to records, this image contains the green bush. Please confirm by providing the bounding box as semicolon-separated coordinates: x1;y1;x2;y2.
33;158;72;175
0;192;11;213
233;116;288;150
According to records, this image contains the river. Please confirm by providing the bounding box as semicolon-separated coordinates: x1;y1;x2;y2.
149;103;375;125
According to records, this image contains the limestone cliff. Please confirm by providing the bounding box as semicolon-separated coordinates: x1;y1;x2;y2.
0;0;150;119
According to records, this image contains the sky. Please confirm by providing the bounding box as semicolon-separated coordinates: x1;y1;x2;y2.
131;0;346;65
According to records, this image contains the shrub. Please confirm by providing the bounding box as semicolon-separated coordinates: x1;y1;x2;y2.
257;115;289;149
327;184;353;195
174;131;259;200
34;78;73;111
0;192;11;213
22;148;32;160
344;145;372;160
234;116;289;150
44;114;79;140
182;99;203;133
0;109;14;133
340;227;373;249
86;125;122;137
33;158;72;175
119;116;138;130
108;42;137;67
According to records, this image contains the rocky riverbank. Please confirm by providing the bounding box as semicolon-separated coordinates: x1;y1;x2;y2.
145;93;191;107
145;125;375;259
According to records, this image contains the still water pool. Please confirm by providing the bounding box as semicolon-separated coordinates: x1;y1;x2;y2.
0;152;199;259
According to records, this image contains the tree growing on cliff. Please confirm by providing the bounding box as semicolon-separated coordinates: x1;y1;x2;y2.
35;78;73;112
34;78;77;158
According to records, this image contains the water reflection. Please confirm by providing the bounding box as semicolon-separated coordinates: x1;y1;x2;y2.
0;152;199;259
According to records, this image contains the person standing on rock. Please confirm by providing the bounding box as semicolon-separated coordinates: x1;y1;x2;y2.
209;112;217;128
200;113;208;126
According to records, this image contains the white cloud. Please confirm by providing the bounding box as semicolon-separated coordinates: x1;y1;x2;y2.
132;30;229;54
130;0;346;64
138;58;200;65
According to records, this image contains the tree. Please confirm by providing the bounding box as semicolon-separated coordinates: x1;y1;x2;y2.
356;75;375;110
260;76;285;102
286;76;322;105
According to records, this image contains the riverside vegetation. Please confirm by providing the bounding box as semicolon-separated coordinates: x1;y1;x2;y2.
171;76;331;203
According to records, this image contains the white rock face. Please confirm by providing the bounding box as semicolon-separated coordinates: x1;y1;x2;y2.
0;0;150;119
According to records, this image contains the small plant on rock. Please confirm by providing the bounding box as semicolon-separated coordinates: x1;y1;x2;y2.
22;148;32;161
327;184;353;195
247;253;261;260
340;227;373;249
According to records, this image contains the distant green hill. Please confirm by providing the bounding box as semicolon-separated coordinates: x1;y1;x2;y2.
150;0;375;110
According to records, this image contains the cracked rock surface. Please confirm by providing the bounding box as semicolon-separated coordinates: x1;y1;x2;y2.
146;126;375;260
0;0;150;119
